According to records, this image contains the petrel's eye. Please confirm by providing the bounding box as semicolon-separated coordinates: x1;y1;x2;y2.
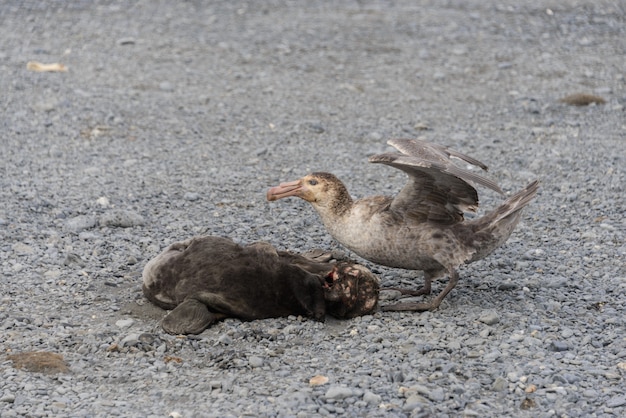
308;179;318;186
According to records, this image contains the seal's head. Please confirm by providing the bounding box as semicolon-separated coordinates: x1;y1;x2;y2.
321;262;379;318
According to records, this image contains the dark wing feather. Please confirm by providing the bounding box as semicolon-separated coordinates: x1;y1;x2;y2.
369;139;503;225
388;138;490;171
386;138;503;194
370;153;478;224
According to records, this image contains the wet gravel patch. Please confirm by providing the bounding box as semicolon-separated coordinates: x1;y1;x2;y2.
1;0;624;416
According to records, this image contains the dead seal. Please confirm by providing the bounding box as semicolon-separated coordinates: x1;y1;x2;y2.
142;236;379;334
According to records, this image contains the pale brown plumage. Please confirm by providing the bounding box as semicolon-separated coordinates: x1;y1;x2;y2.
267;138;539;311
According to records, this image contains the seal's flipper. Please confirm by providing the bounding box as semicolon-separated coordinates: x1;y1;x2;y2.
301;248;350;263
160;299;223;335
301;248;333;262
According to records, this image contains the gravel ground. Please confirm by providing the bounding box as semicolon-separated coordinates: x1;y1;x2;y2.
1;1;625;417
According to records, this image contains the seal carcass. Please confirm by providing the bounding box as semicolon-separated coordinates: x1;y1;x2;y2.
142;236;379;334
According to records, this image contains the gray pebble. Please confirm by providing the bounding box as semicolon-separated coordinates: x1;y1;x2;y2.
99;210;145;228
478;310;500;325
362;391;381;405
582;389;598;398
217;334;232;345
606;395;626;408
403;394;429;411
483;350;501;363
184;192;200;201
427;387;445;402
120;334;140;347
549;341;571;352
117;37;136;45
1;394;16;403
248;356;263;368
12;242;35;254
497;281;518;290
492;376;508;391
379;289;402;301
115;319;135;329
65;215;98;232
324;386;353;400
159;82;174;91
307;123;325;134
78;231;99;240
63;253;86;267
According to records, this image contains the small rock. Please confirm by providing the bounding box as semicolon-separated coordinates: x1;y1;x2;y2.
309;375;329;386
403;394;429;411
248;356;263;368
115;319;134;329
363;391;381;405
217;334;232;345
483;350;501;363
99;210;145;228
159;82;174;91
7;351;69;374
427;387;445;402
605;395;626;408
282;325;298;335
561;373;580;383
559;93;605;106
1;394;16;403
543;277;568;289
520;397;536;410
552;374;568;384
497;281;518;291
120;333;140;347
78;231;99;240
306;123;325;134
12;242;35;254
138;333;155;344
84;166;101;176
117;37;136;46
184;192;200;201
447;340;461;351
549;341;570;352
63;253;86;267
44;270;61;279
478;310;500;325
65;215;98;232
523;249;545;260
388;370;404;383
379;289;402;301
479;328;491;338
492;376;508;391
582;389;598;398
325;386;353;400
